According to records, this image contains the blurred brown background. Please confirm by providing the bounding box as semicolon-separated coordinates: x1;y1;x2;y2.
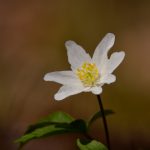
0;0;150;149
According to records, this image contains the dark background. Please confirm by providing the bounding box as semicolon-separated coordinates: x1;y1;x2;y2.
0;0;150;149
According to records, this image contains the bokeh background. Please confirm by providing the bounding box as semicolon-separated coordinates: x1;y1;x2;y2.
1;0;150;149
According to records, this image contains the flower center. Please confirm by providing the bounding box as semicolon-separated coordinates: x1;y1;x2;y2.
76;62;100;87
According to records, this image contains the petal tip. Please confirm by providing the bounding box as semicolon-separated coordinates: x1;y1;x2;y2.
43;73;49;81
65;40;75;47
91;87;103;95
106;33;115;39
54;94;63;101
112;75;116;83
121;51;125;57
119;51;125;61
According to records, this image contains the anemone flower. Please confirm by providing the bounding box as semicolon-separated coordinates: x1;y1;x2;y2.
44;33;125;100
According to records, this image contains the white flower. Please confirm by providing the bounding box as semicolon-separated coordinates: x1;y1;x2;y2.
44;33;125;100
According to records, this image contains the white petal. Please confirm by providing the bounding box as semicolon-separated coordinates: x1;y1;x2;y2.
91;86;103;95
65;40;91;70
44;71;80;85
107;51;125;73
92;33;115;73
54;85;84;100
100;74;116;84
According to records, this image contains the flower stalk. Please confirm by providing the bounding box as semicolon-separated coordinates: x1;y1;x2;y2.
97;95;111;150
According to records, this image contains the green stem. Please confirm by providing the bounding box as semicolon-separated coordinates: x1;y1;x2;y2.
97;95;111;150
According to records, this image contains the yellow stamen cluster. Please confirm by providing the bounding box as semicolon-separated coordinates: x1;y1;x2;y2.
76;62;100;87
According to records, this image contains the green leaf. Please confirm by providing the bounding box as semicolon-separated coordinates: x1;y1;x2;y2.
77;138;108;150
15;112;87;149
39;111;74;123
88;109;114;127
25;111;74;134
68;119;87;133
16;125;65;143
